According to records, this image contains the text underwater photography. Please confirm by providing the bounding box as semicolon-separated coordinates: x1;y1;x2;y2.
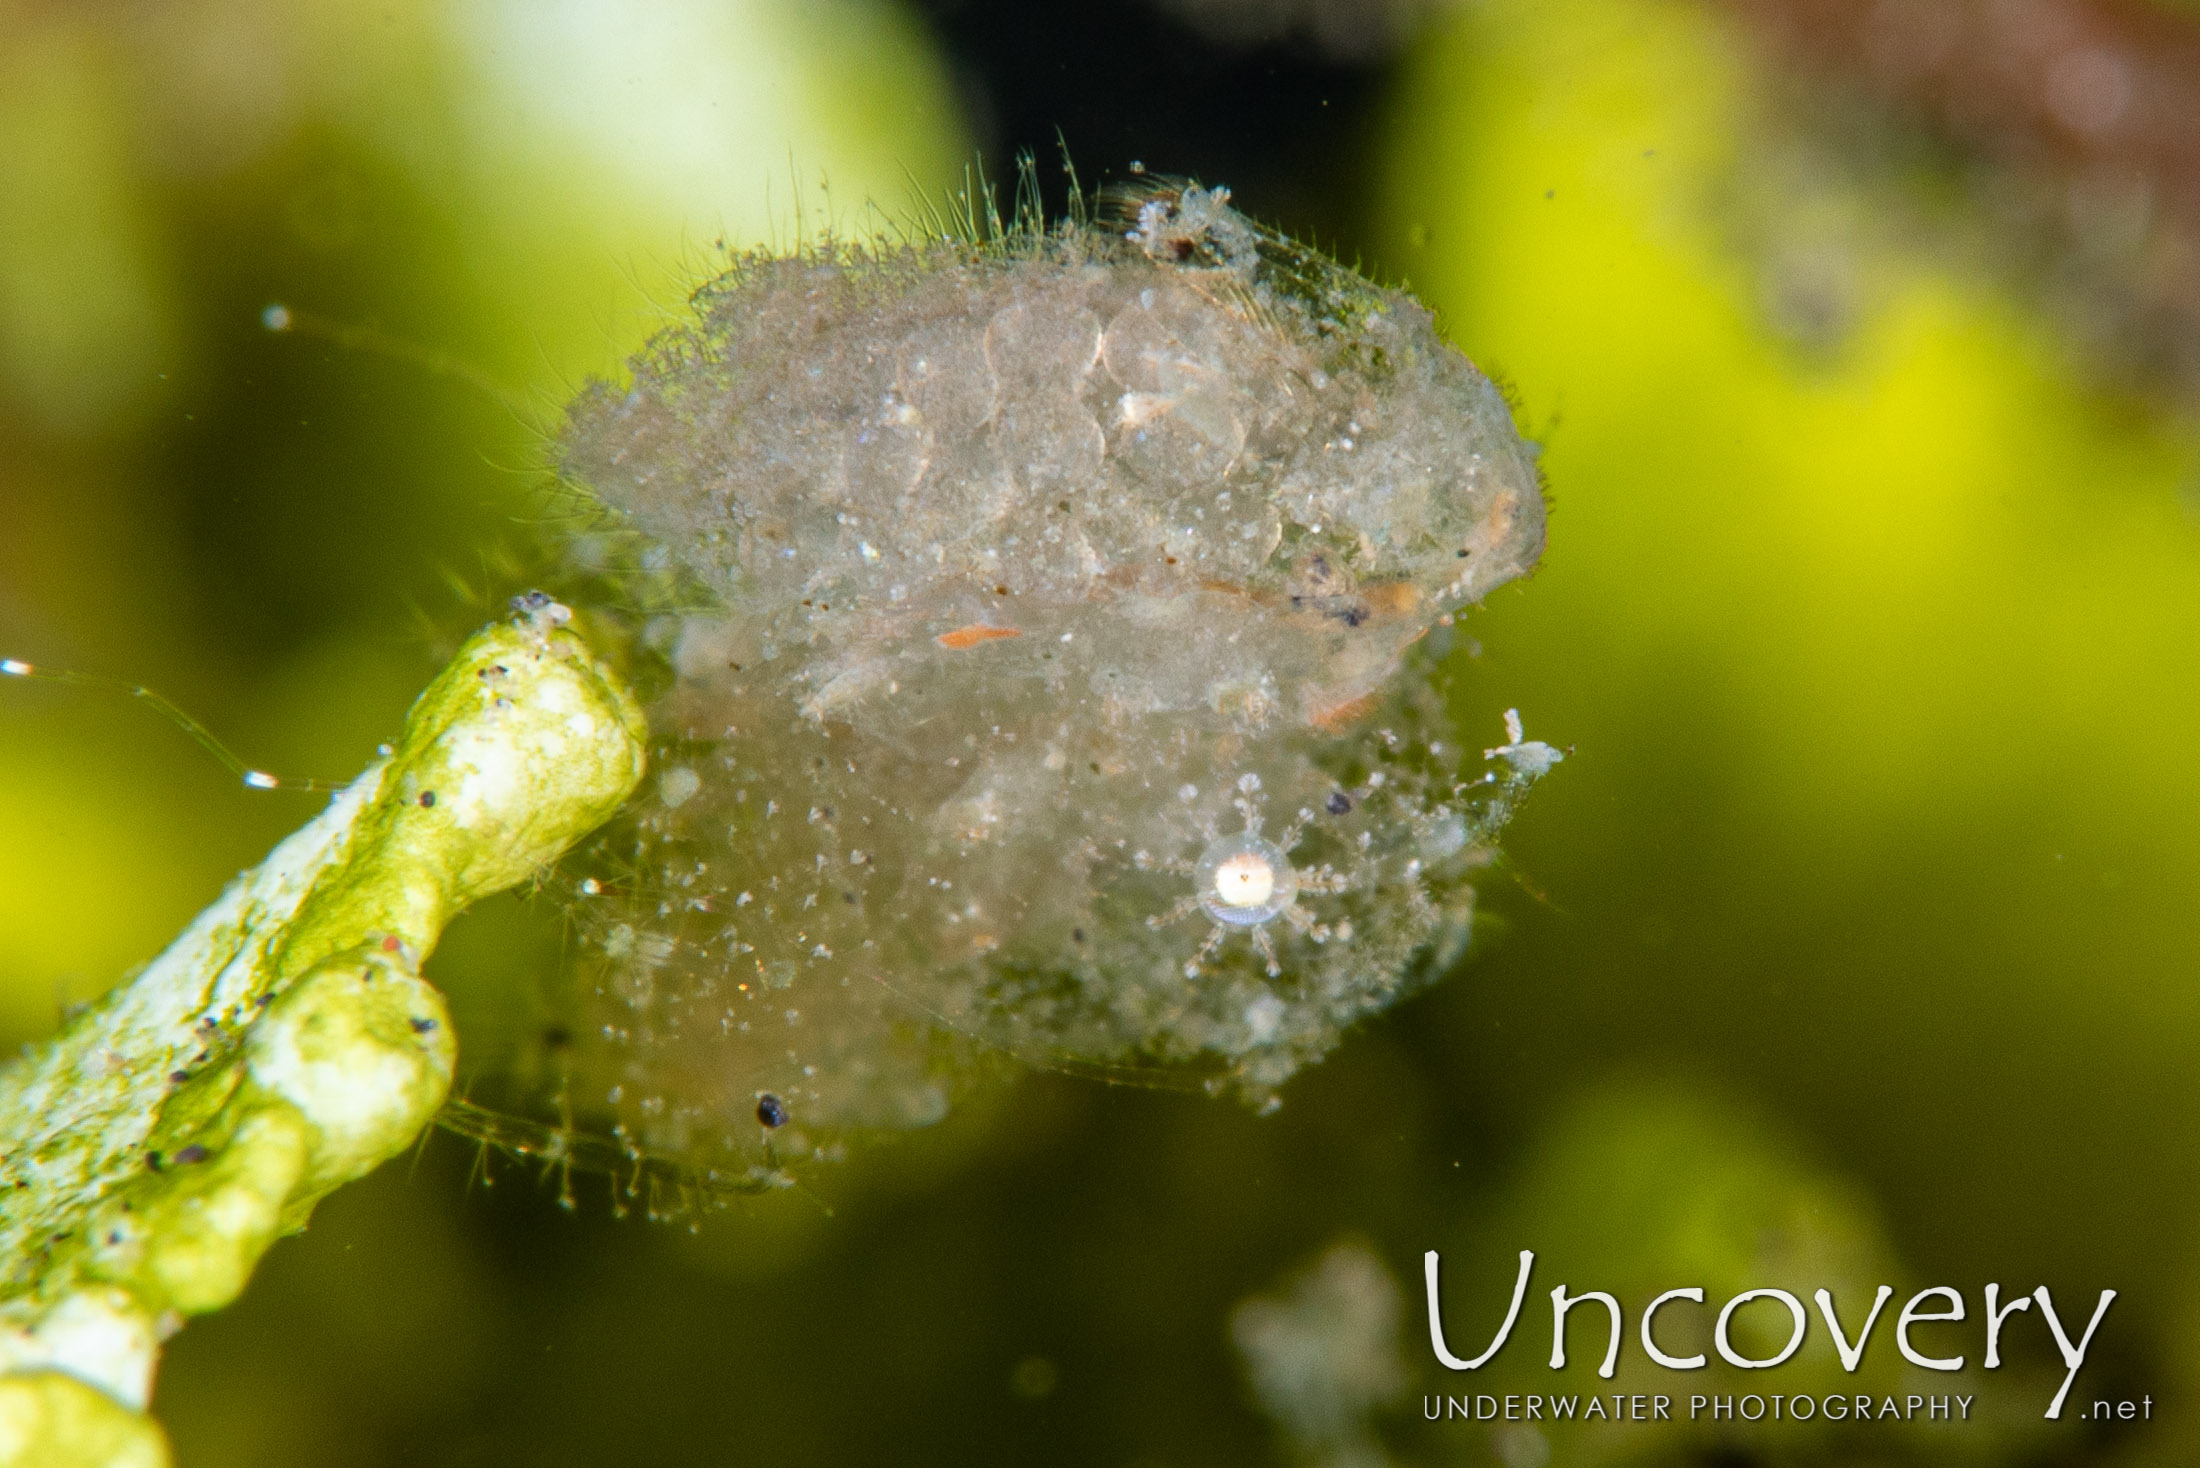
1422;1249;2127;1428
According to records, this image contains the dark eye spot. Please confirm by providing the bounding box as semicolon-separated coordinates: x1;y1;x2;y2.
1325;791;1353;815
173;1144;209;1166
417;790;437;808
1292;593;1372;627
408;1015;439;1034
756;1093;788;1128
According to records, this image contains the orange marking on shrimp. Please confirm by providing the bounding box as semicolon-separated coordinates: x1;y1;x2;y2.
936;624;1022;650
1307;688;1381;732
1361;580;1421;618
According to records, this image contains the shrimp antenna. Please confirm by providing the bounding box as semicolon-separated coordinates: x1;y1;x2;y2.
259;302;531;418
1;657;340;793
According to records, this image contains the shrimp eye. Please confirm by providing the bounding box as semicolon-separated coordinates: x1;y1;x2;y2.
756;1093;788;1128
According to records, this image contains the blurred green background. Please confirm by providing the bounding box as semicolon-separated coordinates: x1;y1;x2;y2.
5;0;2200;1463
